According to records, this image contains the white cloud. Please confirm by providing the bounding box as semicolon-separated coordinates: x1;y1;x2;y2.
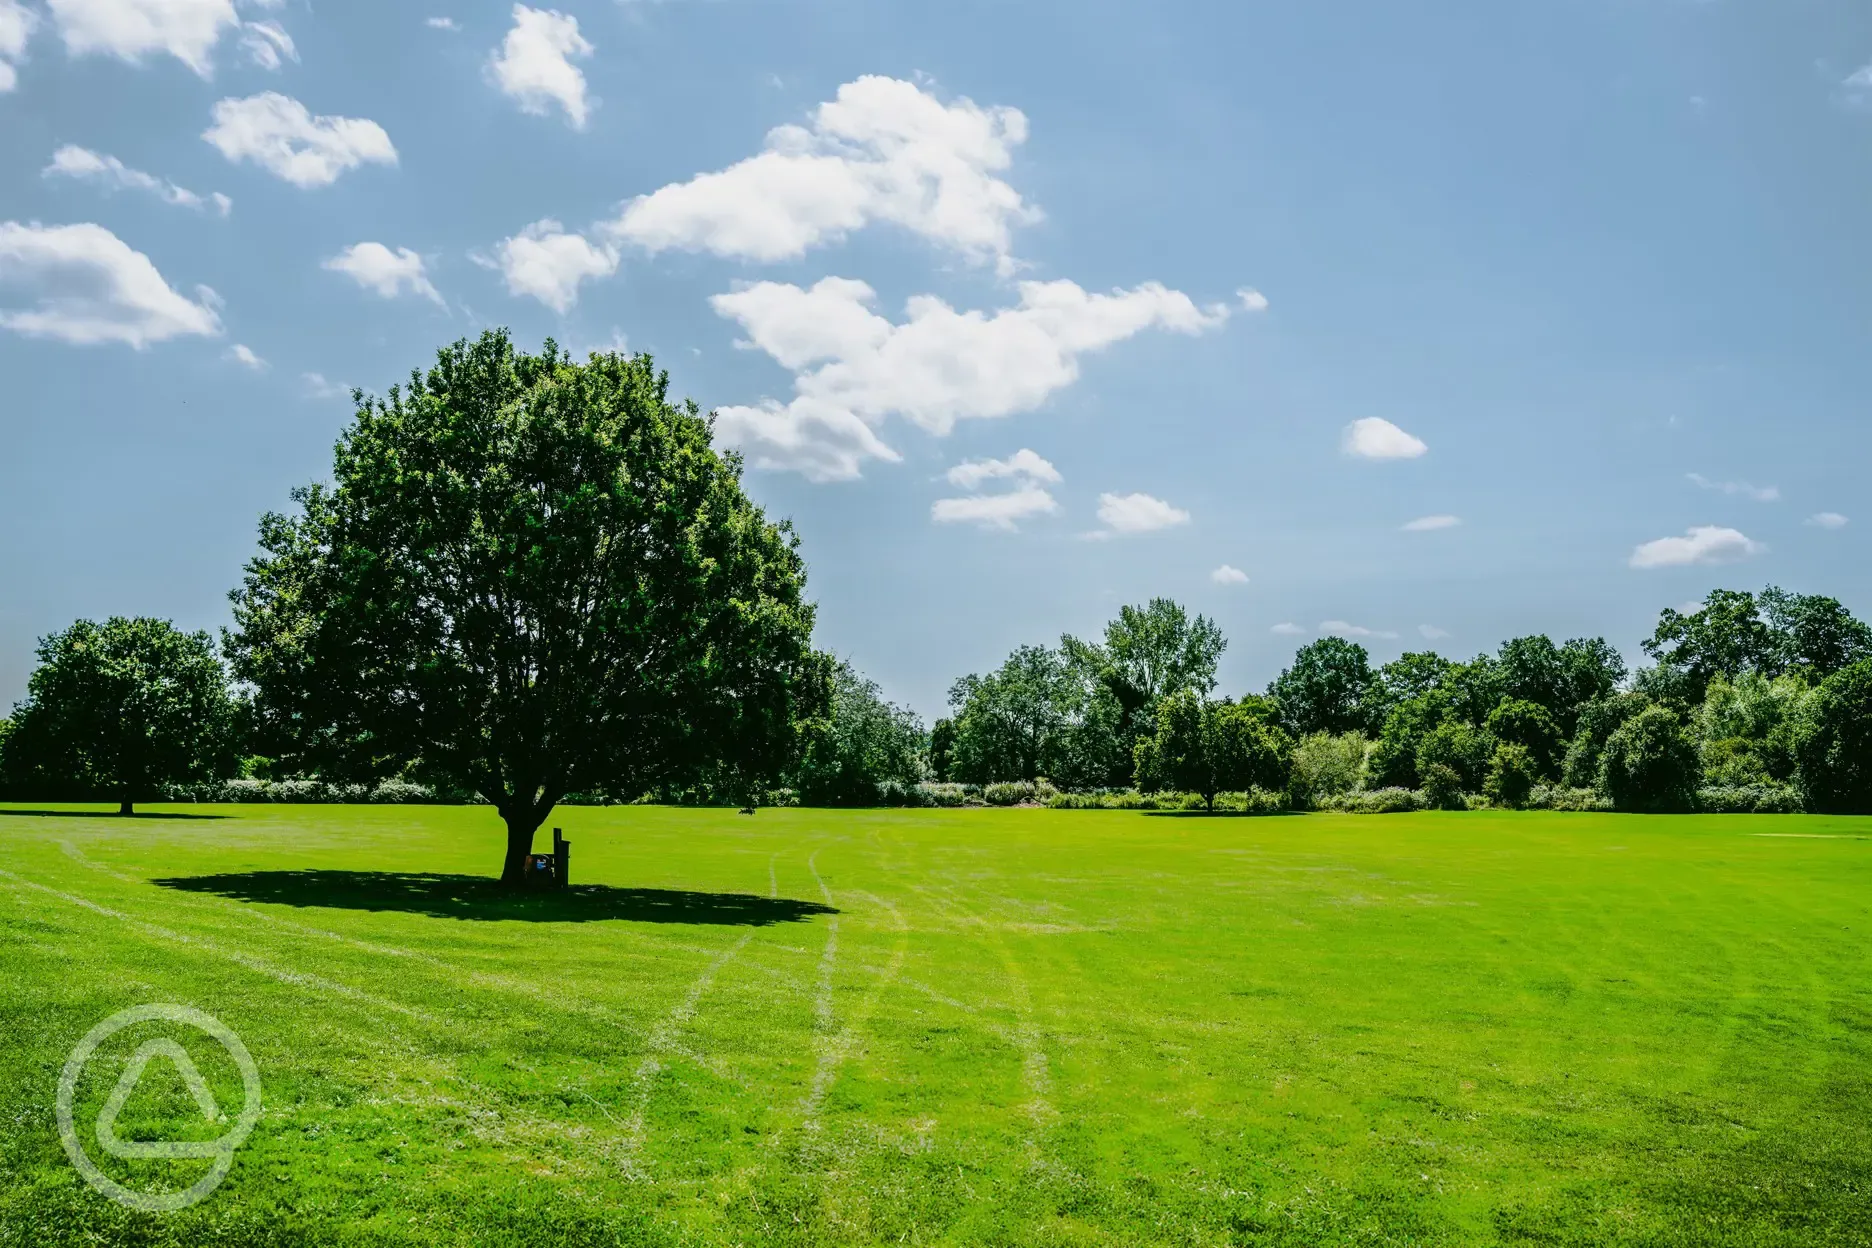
1806;512;1848;530
224;342;264;369
712;398;901;483
1418;624;1450;640
203;93;398;189
1321;619;1399;640
1686;472;1778;503
1342;417;1427;460
1841;62;1872;107
478;218;619;314
427;16;460;31
237;18;293;69
944;448;1059;491
300;371;349;400
46;0;242;76
1210;564;1249;585
323;242;444;305
931;486;1059;531
604;75;1039;271
1401;514;1460;532
44;145;231;215
1236;287;1268;312
1089;491;1190;537
0;0;38;91
1270;622;1305;636
1628;525;1765;570
932;448;1060;530
487;5;593;129
708;275;1228;477
0;220;222;347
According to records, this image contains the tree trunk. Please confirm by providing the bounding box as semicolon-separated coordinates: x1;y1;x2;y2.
498;806;549;886
119;791;134;817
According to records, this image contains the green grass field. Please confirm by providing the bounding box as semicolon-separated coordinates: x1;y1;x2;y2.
1;803;1869;1246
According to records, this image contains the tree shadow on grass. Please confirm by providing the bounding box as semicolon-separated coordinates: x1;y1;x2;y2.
148;869;837;926
0;808;230;821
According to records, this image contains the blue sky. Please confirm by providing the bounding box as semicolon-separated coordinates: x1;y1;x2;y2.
1;0;1868;720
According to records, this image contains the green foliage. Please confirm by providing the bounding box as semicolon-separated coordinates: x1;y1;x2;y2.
1483;743;1539;809
1059;597;1225;786
1365;689;1451;789
1365;651;1453;729
226;331;827;879
927;717;956;782
1494;635;1625;739
1268;637;1375;736
1291;731;1369;804
1696;784;1804;814
1695;672;1808;786
947;644;1074;784
1792;659;1872;814
1415;719;1494;792
1485;699;1561;779
1597;704;1700;812
1643;586;1872;701
1;617;237;810
1315;785;1430;813
1560;691;1649;788
1421;763;1466;811
1524;784;1613;812
1134;690;1292;811
792;661;926;805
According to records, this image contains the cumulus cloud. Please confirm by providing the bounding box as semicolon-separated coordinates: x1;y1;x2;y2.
44;145;232;215
1419;624;1450;640
203;93;398;188
1210;564;1249;585
1270;622;1305;636
0;220;222;347
713;399;901;483
224;342;265;369
1806;512;1848;530
1628;525;1765;570
237;18;293;69
1321;619;1399;640
1343;416;1427;460
1401;514;1460;532
478;218;619;314
300;371;350;400
1686;472;1778;503
427;16;459;31
604;75;1039;271
45;0;242;76
1088;492;1190;538
323;243;443;305
933;448;1060;530
944;448;1060;491
708;275;1228;478
487;5;593;129
0;0;38;92
1236;287;1268;312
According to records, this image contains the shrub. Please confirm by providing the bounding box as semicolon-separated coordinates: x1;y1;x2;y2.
1421;764;1466;811
1291;731;1369;804
913;782;982;807
1525;785;1612;812
1416;721;1494;792
1316;787;1428;814
1483;744;1539;809
1697;784;1803;814
983;780;1037;806
1793;659;1872;814
1486;700;1561;778
1597;705;1699;812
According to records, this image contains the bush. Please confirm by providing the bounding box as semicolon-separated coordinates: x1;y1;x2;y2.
1793;659;1872;814
1416;721;1494;792
912;782;982;807
1047;789;1149;810
1597;705;1699;812
1525;785;1612;812
983;780;1037;806
1316;787;1429;814
1291;731;1369;804
1483;744;1539;809
1421;763;1466;811
156;777;480;804
1697;784;1804;814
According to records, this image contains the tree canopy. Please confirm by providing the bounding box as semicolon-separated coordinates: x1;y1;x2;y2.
1268;638;1374;736
227;331;829;881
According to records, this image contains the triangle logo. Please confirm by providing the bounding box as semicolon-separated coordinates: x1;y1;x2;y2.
94;1039;225;1162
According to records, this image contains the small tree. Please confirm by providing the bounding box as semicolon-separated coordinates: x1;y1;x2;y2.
1597;705;1699;812
1268;638;1374;736
1415;720;1493;792
1421;763;1466;811
1793;659;1872;814
1486;699;1561;779
228;332;828;883
1483;743;1538;809
947;645;1074;783
3;618;237;813
1134;691;1290;811
792;661;926;805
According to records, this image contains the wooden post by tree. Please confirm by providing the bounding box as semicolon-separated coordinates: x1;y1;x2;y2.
552;828;569;890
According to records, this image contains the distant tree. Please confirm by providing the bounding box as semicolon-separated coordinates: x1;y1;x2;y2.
1269;638;1374;736
1484;743;1539;809
948;645;1075;784
3;618;237;813
1597;704;1699;813
1643;590;1773;697
1134;690;1290;811
1415;719;1494;792
1695;673;1809;786
1485;699;1562;780
1759;588;1872;679
792;661;925;805
1492;635;1625;739
1561;692;1650;788
1291;731;1370;804
1365;690;1455;789
1061;598;1226;776
227;332;829;883
928;718;956;783
1366;651;1454;729
1421;763;1466;811
1793;659;1872;814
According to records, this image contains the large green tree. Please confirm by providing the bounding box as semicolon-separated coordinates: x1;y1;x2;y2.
947;645;1075;784
1793;659;1872;814
227;332;829;883
1061;597;1226;782
3;617;237;813
1133;691;1291;811
792;660;926;805
1268;637;1374;736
